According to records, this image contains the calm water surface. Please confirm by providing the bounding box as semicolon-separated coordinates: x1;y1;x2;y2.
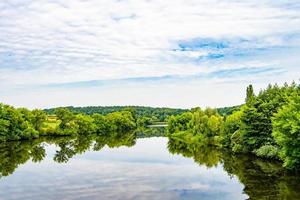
0;134;299;200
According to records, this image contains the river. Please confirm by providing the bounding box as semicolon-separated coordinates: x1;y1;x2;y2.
0;134;299;200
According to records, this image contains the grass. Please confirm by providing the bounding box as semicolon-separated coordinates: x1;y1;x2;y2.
41;115;60;132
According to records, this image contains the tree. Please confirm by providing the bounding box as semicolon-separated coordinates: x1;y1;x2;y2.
189;108;223;139
220;110;243;147
272;92;300;170
74;114;96;134
167;112;192;134
106;111;136;133
0;104;38;141
92;114;109;134
137;116;152;127
31;109;47;131
54;108;74;129
17;108;33;122
245;84;255;105
54;108;77;135
234;83;297;153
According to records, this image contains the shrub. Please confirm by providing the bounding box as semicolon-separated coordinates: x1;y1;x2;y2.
254;145;279;159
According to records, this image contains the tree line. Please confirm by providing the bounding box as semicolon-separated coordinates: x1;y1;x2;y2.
0;104;137;142
44;106;188;122
167;82;300;170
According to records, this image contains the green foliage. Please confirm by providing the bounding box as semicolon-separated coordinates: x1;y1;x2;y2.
74;114;96;134
92;114;109;134
166;81;300;170
217;105;241;116
254;145;279;159
246;84;255;105
54;108;75;129
136;116;155;127
17;108;34;122
51;109;136;136
167;112;192;134
272;92;300;169
0;104;39;141
106;111;136;133
45;106;188;122
188;108;223;140
167;108;223;145
0;103;138;141
231;83;299;154
220;110;243;148
31;109;47;131
54;108;77;135
1;81;300;172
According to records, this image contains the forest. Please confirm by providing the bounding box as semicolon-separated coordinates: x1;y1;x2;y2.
44;106;188;122
167;82;300;170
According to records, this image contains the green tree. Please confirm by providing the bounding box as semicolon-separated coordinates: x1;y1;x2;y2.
54;108;74;129
167;112;192;134
92;114;110;134
137;116;153;127
17;108;33;122
234;83;297;153
189;108;223;140
0;104;38;141
246;84;255;105
220;110;243;147
54;108;77;135
272;92;300;169
31;109;47;131
74;114;96;134
106;111;136;133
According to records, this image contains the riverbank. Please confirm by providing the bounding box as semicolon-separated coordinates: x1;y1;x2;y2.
166;82;300;171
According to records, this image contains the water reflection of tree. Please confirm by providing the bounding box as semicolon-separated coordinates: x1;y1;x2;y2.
222;154;300;200
167;137;300;200
0;139;46;178
168;137;221;168
0;131;136;177
136;127;166;138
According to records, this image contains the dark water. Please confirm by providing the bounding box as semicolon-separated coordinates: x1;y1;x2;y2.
0;133;299;200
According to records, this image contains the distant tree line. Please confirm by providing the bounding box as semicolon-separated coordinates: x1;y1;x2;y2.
44;106;188;122
167;82;300;170
217;105;241;116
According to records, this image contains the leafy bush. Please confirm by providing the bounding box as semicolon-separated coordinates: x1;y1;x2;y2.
220;110;242;147
272;92;300;170
254;145;279;159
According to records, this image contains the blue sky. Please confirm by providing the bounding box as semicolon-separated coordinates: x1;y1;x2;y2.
0;0;300;108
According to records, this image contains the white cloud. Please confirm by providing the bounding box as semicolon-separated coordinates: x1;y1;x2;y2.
0;0;299;107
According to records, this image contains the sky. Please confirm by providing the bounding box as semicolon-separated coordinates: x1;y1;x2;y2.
0;0;300;109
